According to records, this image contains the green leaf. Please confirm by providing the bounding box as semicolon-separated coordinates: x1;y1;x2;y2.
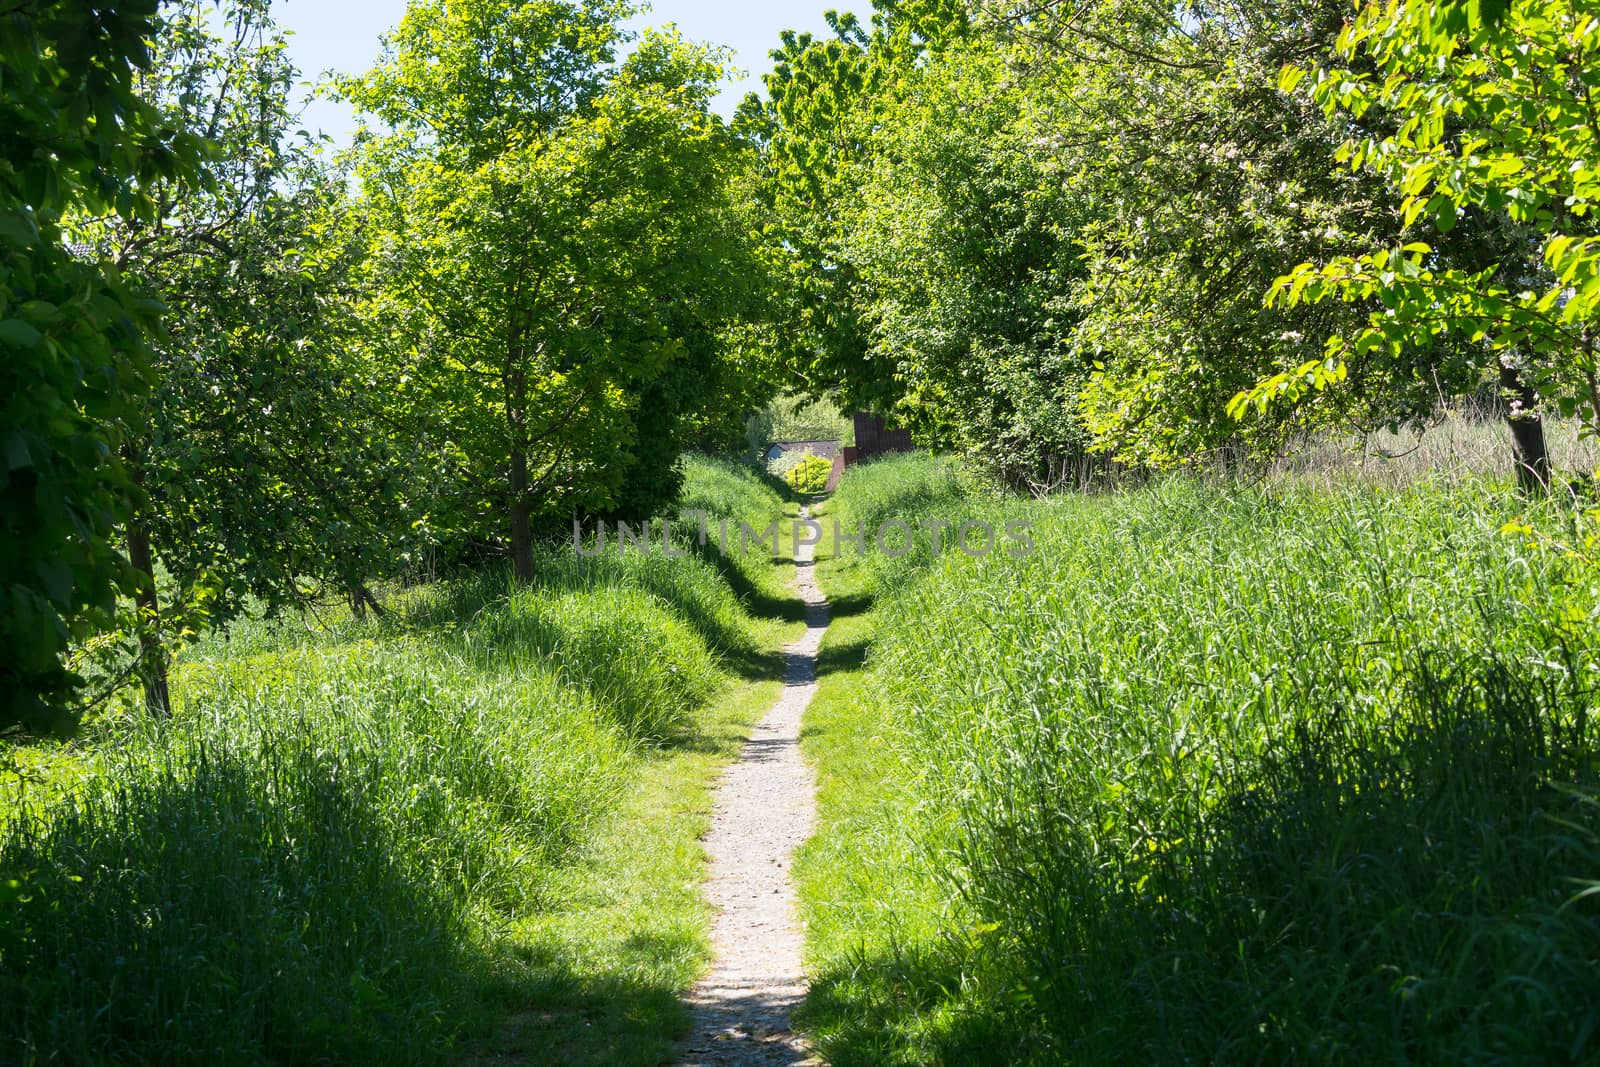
0;212;36;248
0;319;44;350
1428;195;1458;233
4;432;32;471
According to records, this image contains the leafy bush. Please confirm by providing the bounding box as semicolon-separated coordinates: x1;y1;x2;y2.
0;0;203;734
788;453;834;494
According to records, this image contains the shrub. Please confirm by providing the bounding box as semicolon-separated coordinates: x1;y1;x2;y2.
788;453;834;494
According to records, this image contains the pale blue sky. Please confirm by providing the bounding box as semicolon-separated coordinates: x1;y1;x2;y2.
273;0;859;146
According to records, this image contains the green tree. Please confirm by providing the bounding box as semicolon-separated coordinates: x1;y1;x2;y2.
82;0;409;715
1239;0;1600;489
833;37;1094;488
344;1;757;580
755;0;1427;477
739;2;968;413
0;2;202;733
976;0;1406;469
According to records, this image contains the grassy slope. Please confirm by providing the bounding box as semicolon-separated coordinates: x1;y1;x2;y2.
462;669;786;1067
0;456;802;1066
464;485;808;1064
794;500;969;1065
796;469;1022;1066
797;454;1600;1065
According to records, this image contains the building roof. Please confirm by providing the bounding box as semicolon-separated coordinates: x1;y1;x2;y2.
765;439;841;458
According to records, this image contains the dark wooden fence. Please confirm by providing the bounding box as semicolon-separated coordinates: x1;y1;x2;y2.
828;412;914;491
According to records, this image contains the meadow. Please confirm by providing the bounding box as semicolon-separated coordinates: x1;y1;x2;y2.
0;457;800;1066
11;1;1600;1063
797;453;1600;1064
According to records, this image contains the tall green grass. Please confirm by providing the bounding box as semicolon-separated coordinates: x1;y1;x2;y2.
0;454;791;1064
803;454;1600;1063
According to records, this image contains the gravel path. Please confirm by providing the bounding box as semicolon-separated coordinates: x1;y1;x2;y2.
681;511;827;1067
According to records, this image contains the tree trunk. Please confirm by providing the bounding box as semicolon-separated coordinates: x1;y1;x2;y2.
509;443;534;584
1500;362;1551;493
125;513;171;719
348;581;385;621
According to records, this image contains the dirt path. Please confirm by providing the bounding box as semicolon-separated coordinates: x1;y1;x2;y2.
681;510;827;1067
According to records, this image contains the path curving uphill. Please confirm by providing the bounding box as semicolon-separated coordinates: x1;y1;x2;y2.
682;509;828;1067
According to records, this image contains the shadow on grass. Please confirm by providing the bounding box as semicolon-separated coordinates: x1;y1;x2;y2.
823;586;874;621
688;540;807;624
714;645;790;685
890;657;1600;1063
0;743;472;1064
794;937;1032;1067
817;634;870;676
465;931;698;1067
378;552;799;687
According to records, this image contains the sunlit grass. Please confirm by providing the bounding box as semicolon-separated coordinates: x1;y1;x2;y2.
0;454;800;1064
461;671;786;1067
1274;412;1600;488
798;453;1600;1064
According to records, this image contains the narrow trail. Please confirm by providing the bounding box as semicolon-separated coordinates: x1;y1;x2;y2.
681;509;827;1067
